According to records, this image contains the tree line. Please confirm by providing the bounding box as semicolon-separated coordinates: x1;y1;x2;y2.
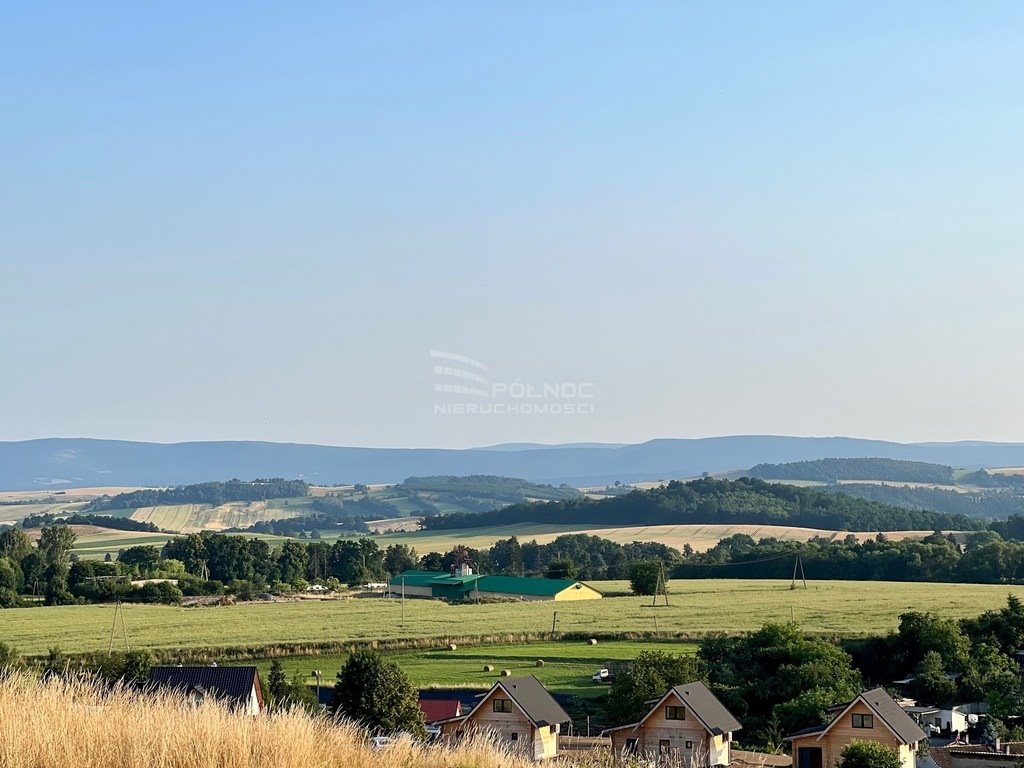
749;457;956;484
422;477;981;532
822;483;1024;520
673;532;1024;583
84;478;310;512
20;512;160;533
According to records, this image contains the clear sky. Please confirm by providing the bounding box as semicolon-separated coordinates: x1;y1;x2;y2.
3;3;1023;448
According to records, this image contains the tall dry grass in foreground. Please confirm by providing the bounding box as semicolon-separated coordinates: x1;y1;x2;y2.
0;673;605;768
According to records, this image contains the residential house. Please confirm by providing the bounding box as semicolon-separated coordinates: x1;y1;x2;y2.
787;688;926;768
438;675;570;761
604;681;742;766
147;666;264;715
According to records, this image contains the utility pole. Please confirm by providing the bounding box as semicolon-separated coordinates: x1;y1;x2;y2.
551;611;558;635
312;669;323;710
401;575;406;628
108;600;130;653
791;556;807;589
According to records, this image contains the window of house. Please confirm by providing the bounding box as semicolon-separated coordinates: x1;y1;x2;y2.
549;725;557;734
852;714;873;729
686;741;694;749
665;705;686;720
510;732;518;742
493;699;513;713
625;738;638;754
659;740;671;754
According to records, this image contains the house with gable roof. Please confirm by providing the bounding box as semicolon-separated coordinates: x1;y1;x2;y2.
437;675;570;760
787;687;926;768
603;681;742;766
147;665;264;715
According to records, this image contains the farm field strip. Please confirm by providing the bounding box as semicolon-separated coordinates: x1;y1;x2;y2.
364;523;949;554
1;580;1020;656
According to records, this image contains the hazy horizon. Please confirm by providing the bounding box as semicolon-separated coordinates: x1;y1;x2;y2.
4;3;1023;449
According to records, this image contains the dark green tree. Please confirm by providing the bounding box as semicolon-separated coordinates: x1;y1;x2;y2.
0;528;33;563
38;524;76;605
118;546;161;577
629;561;667;596
606;651;704;724
699;623;861;746
909;651;958;707
268;659;288;707
383;544;417;577
330;650;426;737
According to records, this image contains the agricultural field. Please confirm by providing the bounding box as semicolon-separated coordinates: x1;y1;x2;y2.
0;501;87;527
364;523;948;554
2;579;1021;657
254;639;700;698
128;500;312;533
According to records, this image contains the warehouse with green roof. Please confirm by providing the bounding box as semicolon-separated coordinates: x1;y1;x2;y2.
388;567;602;602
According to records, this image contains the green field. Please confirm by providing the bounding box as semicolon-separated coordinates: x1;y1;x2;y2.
2;579;1021;657
253;640;699;698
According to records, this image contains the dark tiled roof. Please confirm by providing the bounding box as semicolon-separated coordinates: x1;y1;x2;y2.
672;682;743;736
859;687;927;744
148;666;261;708
495;676;570;727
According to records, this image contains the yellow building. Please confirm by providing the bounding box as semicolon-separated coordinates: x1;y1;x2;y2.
788;688;926;768
438;676;570;761
604;681;742;766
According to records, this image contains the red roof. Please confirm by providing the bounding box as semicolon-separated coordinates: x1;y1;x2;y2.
420;699;462;723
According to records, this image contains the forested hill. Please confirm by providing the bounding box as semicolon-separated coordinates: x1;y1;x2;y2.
421;477;982;532
85;479;309;512
748;457;955;484
393;475;580;503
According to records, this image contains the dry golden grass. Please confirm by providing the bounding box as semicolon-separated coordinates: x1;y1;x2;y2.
0;672;595;768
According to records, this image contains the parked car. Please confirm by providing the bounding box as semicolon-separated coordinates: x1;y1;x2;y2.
592;668;615;684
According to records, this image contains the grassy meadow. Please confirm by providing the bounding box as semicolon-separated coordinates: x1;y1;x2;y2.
254;639;700;699
2;579;1021;658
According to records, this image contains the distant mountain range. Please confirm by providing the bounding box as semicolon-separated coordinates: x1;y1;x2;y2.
4;435;1024;491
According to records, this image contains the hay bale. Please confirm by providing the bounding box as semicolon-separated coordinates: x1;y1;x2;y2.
588;638;598;645
447;643;458;651
535;659;545;667
500;669;512;677
483;664;494;672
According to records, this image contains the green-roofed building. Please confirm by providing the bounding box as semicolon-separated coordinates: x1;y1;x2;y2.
388;568;602;602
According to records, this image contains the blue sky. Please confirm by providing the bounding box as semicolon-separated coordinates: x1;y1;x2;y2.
3;3;1023;448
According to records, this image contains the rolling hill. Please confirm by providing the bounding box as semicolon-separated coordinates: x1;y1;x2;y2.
10;435;1024;490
